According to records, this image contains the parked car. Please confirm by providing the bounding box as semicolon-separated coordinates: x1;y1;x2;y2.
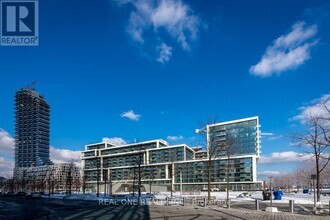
25;193;41;199
145;193;155;199
32;193;42;198
321;189;330;196
211;188;219;192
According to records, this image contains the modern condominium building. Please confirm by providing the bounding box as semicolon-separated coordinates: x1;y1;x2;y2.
207;117;261;158
81;117;262;193
14;86;52;172
14;164;81;193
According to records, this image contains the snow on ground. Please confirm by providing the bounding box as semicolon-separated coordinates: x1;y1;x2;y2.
155;191;330;205
42;192;154;201
41;191;330;205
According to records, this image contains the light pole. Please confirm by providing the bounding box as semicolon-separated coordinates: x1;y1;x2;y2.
269;176;273;207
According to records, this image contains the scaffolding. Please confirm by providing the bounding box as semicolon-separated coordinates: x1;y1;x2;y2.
14;87;52;171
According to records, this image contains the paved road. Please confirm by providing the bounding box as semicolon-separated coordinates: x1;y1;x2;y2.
0;197;329;220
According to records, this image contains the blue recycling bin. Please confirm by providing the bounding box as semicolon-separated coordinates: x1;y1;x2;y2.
273;190;283;200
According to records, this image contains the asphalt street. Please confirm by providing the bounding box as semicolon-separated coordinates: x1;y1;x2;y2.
0;197;329;220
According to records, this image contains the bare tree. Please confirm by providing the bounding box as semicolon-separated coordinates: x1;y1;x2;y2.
293;114;330;201
294;164;314;189
73;177;81;193
145;167;158;194
132;147;145;199
7;178;14;192
0;177;6;192
65;162;75;196
220;138;235;204
197;118;235;204
196;118;217;203
82;172;86;194
168;151;177;199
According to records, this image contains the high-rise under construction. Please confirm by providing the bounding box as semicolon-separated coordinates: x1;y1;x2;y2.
14;86;52;169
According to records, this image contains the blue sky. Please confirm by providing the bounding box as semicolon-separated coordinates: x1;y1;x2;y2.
0;0;330;178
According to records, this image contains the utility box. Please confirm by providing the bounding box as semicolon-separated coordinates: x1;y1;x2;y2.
262;191;271;200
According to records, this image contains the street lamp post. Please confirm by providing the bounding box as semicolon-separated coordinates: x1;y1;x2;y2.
269;176;273;208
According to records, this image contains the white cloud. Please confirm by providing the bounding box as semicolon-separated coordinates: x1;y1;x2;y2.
0;128;14;154
0;128;82;176
260;132;285;141
291;94;330;124
268;135;285;141
150;0;199;50
166;135;183;141
289;142;300;147
50;147;81;167
0;129;14;177
0;157;14;177
116;0;201;62
258;170;281;176
157;43;172;63
260;132;274;136
250;21;318;77
258;151;311;164
120;110;141;121
102;137;127;146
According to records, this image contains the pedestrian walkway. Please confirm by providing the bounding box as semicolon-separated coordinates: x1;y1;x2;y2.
147;205;330;220
208;207;329;220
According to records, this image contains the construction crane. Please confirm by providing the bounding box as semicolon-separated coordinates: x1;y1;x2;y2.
23;80;37;91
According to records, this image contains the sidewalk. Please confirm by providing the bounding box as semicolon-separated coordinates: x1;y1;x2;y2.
147;205;330;220
208;207;329;220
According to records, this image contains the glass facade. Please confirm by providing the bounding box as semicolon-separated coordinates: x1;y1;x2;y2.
110;165;167;181
84;158;100;169
186;148;194;160
87;144;107;150
81;117;262;192
100;142;157;155
174;157;253;184
83;151;96;157
208;117;260;157
103;153;144;168
149;146;185;164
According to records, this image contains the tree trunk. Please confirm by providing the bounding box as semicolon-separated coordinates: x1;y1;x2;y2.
138;163;141;199
316;157;321;202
